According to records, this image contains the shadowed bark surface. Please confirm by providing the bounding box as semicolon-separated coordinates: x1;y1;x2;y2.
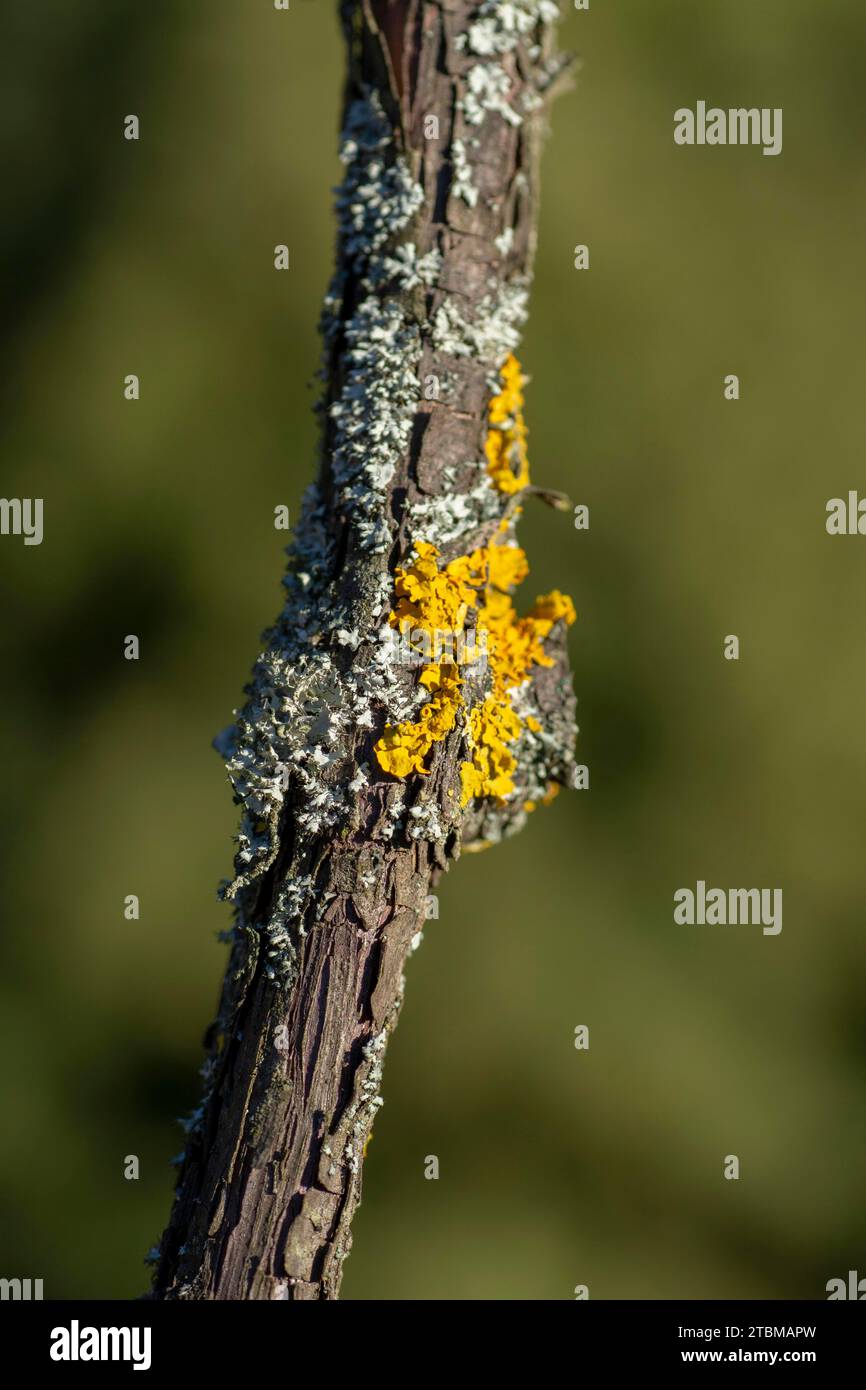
153;0;575;1301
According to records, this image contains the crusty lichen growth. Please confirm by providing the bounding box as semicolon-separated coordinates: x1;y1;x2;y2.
211;89;435;986
485;353;531;495
460;566;575;806
374;531;575;806
375;354;576;812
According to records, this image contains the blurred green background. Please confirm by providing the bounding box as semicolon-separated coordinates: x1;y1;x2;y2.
1;0;865;1300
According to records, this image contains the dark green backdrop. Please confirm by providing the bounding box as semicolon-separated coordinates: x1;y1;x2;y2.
1;0;864;1299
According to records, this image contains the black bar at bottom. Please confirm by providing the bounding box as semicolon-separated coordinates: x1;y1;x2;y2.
0;1297;861;1374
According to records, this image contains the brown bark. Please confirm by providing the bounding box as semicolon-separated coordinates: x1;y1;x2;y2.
152;0;574;1301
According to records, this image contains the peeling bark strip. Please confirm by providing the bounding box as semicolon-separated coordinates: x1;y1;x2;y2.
153;0;576;1301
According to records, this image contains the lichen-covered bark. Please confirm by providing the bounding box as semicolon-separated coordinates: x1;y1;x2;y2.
153;0;575;1301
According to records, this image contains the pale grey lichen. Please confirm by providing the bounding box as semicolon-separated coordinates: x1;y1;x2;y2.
462;63;522;128
432;281;528;363
407;801;446;842
262;877;312;980
335;94;424;260
451;138;479;208
378;242;442;290
457;1;559;129
384;792;408;843
457;0;560;58
407;472;501;546
329;294;421;551
348;762;369;793
213;89;438;983
323;91;432;554
342;1030;387;1175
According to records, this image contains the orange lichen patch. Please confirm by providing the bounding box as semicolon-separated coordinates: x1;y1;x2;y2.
486;538;529;592
390;540;484;640
459;575;575;805
374;541;485;777
485;354;530;495
375;658;462;776
527;589;577;630
459;695;521;804
374;533;576;806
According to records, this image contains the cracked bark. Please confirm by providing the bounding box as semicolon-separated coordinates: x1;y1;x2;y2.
153;0;574;1301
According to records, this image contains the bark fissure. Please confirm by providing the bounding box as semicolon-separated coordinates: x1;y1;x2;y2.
153;0;575;1301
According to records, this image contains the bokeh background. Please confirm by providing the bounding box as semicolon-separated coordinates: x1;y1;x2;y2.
2;0;865;1300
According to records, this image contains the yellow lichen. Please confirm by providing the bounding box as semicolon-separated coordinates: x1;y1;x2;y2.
459;694;521;804
485;354;531;495
374;536;576;807
527;589;577;630
374;354;575;810
458;564;576;805
374;656;462;777
390;540;483;640
374;543;484;778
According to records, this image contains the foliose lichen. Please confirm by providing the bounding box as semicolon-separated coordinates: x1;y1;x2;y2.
457;0;561;126
208;89;436;986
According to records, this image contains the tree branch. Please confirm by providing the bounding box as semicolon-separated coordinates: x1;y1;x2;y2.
152;0;576;1301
